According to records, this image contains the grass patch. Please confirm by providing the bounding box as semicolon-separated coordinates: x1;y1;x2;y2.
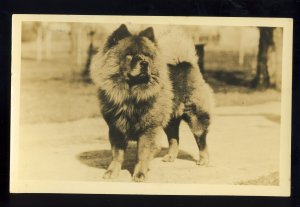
236;172;279;186
204;70;281;106
19;57;281;124
20;59;100;124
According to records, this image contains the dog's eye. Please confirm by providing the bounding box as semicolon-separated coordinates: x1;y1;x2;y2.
142;52;152;58
125;55;133;61
141;50;154;58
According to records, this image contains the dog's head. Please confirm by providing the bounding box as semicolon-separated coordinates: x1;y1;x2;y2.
103;24;159;86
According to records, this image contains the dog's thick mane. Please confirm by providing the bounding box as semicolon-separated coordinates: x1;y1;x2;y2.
90;49;169;105
90;29;174;135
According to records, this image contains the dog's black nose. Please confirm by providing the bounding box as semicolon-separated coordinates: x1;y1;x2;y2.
140;61;149;69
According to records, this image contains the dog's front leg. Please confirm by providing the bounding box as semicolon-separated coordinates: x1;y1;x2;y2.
133;129;160;182
103;126;127;179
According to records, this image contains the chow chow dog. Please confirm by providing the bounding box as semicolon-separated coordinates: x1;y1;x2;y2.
91;24;214;182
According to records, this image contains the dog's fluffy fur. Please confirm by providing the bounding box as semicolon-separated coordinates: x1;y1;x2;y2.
91;24;214;182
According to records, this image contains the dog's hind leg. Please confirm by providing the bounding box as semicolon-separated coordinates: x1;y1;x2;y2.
194;128;209;166
163;117;182;162
103;127;127;179
184;105;210;166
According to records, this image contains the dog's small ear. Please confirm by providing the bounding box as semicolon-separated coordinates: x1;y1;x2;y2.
139;27;155;42
105;24;131;50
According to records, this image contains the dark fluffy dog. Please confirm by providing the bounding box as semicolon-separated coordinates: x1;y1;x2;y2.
91;24;214;182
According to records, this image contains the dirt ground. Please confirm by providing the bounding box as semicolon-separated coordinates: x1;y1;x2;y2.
17;101;280;185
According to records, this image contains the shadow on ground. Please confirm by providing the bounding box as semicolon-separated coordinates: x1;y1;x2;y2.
77;143;195;175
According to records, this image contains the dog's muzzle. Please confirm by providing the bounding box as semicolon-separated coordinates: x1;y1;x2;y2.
127;59;150;86
128;73;150;86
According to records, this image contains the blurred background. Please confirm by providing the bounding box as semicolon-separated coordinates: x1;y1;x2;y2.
20;22;283;124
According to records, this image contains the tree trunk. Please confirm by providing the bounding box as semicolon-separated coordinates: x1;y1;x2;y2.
252;27;274;89
82;31;97;83
195;44;205;74
268;28;283;90
35;23;43;62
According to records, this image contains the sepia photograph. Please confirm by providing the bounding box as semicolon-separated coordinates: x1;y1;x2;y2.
10;15;292;196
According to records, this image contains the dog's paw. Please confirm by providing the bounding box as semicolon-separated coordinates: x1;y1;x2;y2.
103;170;113;179
162;154;176;162
103;169;120;179
196;158;207;166
196;154;209;166
103;161;121;179
133;172;146;182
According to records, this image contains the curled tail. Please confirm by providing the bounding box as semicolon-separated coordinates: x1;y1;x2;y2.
157;29;199;68
157;28;215;114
